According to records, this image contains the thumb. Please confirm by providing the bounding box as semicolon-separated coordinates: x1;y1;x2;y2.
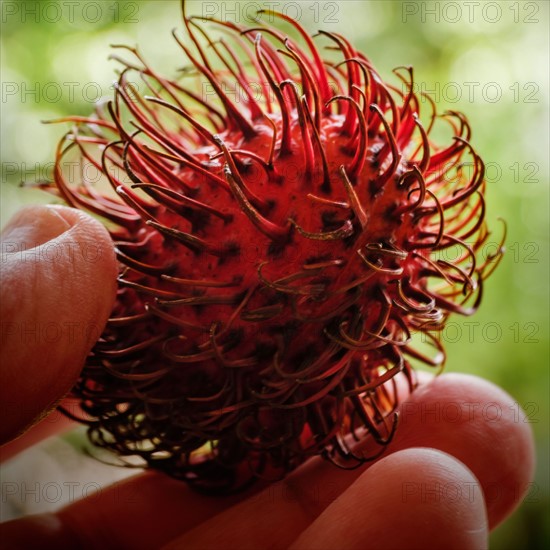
0;205;117;445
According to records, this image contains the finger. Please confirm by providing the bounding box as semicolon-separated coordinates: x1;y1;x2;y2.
0;373;532;548
0;398;75;462
0;471;259;550
0;205;117;445
387;373;535;528
159;373;532;548
0;373;422;549
289;447;488;550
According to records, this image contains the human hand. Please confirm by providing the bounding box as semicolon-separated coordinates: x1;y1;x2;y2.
0;205;535;550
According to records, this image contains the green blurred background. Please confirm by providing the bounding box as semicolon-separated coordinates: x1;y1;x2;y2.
1;1;548;547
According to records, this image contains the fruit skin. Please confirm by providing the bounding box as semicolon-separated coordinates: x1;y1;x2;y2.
50;9;502;493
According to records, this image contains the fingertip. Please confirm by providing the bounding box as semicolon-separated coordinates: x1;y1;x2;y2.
0;205;117;445
394;373;536;528
44;205;118;349
290;447;488;550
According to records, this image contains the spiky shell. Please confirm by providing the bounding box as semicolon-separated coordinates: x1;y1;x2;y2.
52;10;502;493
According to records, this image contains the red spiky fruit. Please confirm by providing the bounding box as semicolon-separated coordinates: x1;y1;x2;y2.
51;9;502;493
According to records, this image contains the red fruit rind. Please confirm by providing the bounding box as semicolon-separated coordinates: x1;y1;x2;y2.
50;8;503;493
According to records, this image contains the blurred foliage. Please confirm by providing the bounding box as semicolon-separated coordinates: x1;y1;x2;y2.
1;1;548;547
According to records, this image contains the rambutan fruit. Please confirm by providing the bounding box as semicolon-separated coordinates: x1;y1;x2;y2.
50;6;503;493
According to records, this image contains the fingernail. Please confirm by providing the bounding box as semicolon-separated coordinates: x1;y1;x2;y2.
1;205;72;254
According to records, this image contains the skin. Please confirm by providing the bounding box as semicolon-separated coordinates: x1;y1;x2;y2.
0;205;535;549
